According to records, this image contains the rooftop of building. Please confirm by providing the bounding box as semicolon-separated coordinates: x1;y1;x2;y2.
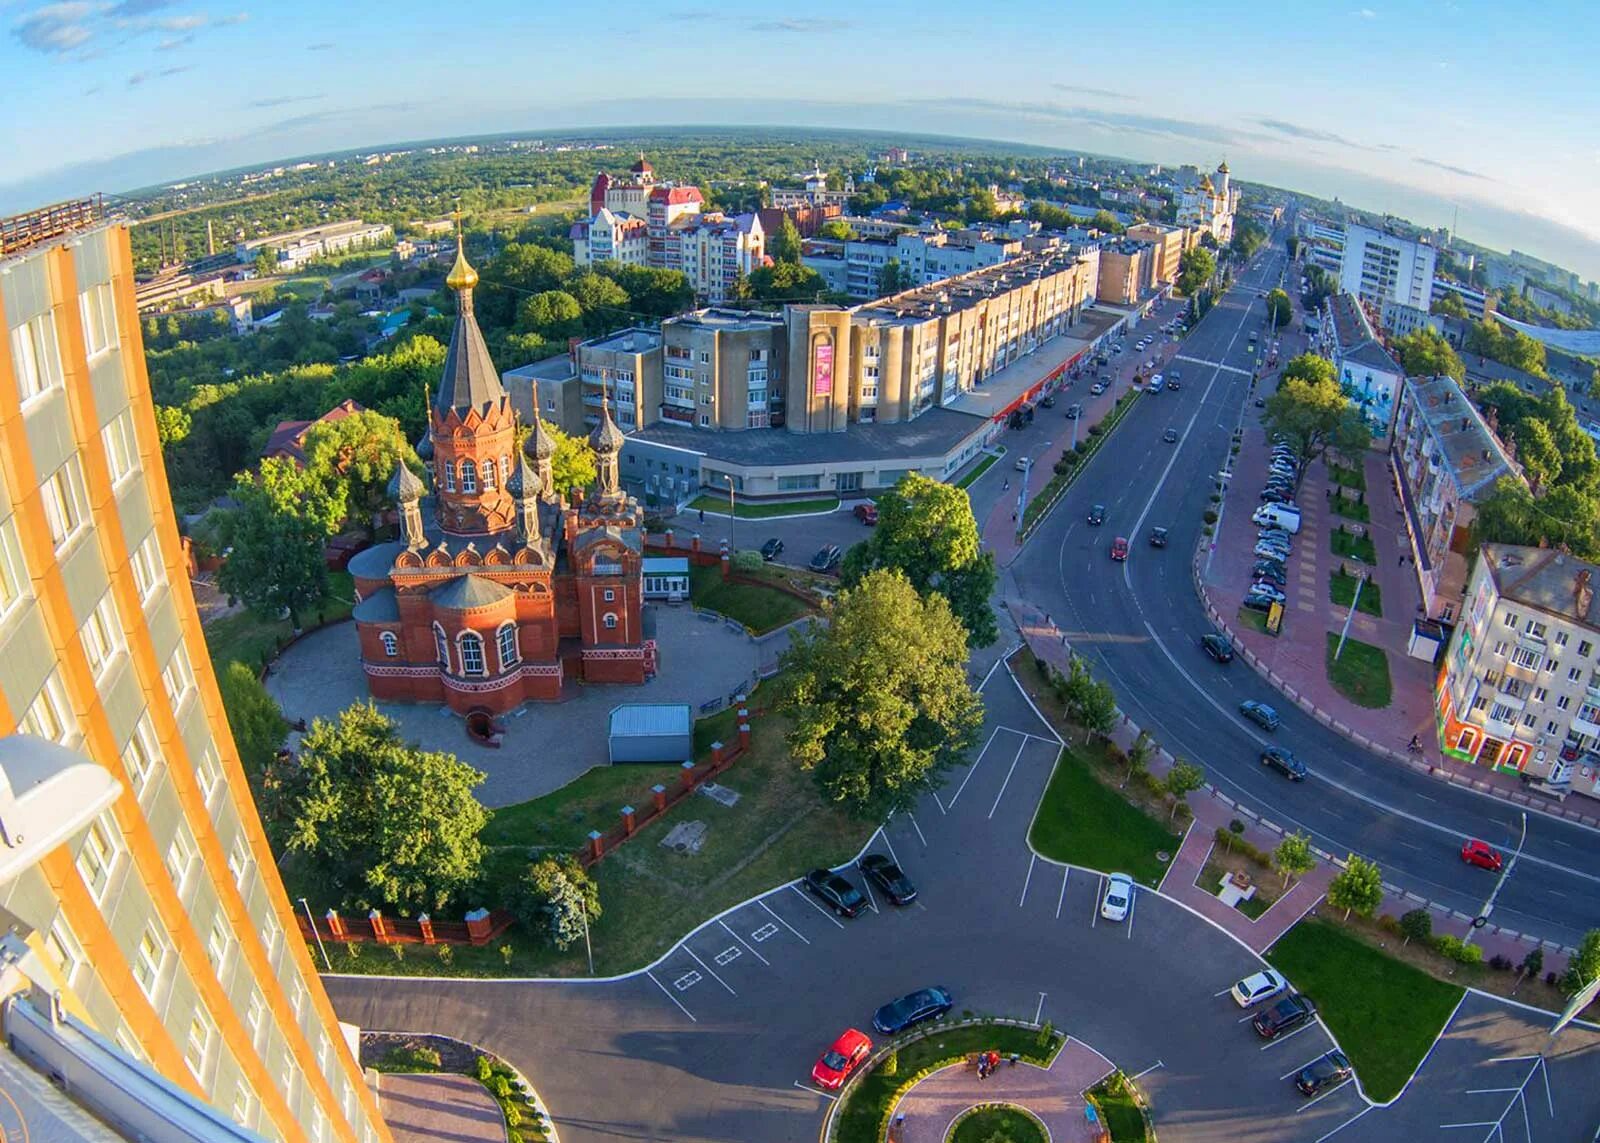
1405;373;1521;500
1482;543;1600;629
629;406;985;469
585;327;662;354
1328;292;1402;374
666;307;784;333
1101;239;1156;257
0;195;108;263
262;398;367;464
854;246;1094;326
944;307;1123;420
504;354;578;384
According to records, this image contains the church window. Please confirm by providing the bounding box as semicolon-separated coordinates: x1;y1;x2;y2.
603;613;618;630
604;589;615;602
380;632;398;657
482;459;496;491
459;632;485;675
443;464;455;493
433;624;450;669
497;623;519;669
460;460;477;493
501;456;511;483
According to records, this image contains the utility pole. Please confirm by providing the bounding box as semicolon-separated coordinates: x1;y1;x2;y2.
1333;568;1368;661
1466;811;1526;945
725;474;736;555
298;897;331;972
1015;456;1033;534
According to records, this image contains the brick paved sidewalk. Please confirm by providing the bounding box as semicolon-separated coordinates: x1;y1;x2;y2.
888;1039;1116;1143
378;1073;506;1143
1157;821;1333;955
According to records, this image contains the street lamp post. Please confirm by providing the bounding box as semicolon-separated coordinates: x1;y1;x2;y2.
298;897;331;972
581;902;595;976
724;474;735;556
1466;811;1527;945
1015;456;1033;534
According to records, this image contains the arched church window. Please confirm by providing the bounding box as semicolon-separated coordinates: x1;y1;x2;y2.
459;631;486;675
443;463;455;492
482;459;496;491
380;631;398;657
603;612;618;630
497;622;519;669
461;460;477;493
433;624;450;669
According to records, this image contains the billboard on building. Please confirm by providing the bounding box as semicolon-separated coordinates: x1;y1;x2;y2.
813;340;834;397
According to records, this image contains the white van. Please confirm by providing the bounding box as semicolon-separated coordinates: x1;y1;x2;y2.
1253;504;1301;533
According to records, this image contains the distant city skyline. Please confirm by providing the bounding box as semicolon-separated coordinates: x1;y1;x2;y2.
4;0;1598;284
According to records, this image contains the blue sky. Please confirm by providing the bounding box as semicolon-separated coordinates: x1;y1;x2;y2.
4;0;1599;281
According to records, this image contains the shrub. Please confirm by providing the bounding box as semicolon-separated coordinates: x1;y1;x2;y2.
435;944;455;967
1035;655;1049;677
882;1048;898;1077
344;941;362;961
1431;934;1482;964
1489;954;1514;972
731;549;763;574
492;1075;513;1099
389;944;405;962
1088;424;1104;436
503;1104;522;1129
1036;1021;1054;1050
1399;908;1433;946
1547;971;1560;987
499;943;514;965
1202;509;1218;524
1209;493;1221;503
474;1055;495;1083
1229;819;1245;837
380;1045;442;1072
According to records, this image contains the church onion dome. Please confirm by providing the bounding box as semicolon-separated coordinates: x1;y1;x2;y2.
524;412;556;461
506;457;541;499
388;460;425;503
415;431;433;461
1217;161;1229;174
431;573;512;612
590;401;625;455
445;237;479;293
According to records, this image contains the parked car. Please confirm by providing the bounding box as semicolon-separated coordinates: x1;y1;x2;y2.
1163;427;1179;443
1260;489;1295;504
872;987;954;1035
759;537;784;561
1167;376;1181;391
811;1028;873;1090
1201;633;1234;662
1090;382;1107;395
859;854;918;905
1252;993;1316;1039
1241;592;1277;612
1100;873;1135;922
809;545;843;572
1149;526;1169;548
1252;565;1288;587
1088;504;1106;526
803;868;867;917
1460;838;1504;871
1295;1050;1352;1095
1040;394;1056;408
1110;536;1129;561
1065;403;1084;419
1230;968;1288;1008
1255;544;1291;562
1248;584;1287;604
1260;746;1307;780
1240;700;1281;731
854;502;878;525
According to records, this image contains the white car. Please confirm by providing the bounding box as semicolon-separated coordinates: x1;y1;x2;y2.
1230;968;1288;1008
1100;873;1135;922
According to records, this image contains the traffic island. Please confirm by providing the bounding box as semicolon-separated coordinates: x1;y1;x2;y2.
947;1103;1047;1143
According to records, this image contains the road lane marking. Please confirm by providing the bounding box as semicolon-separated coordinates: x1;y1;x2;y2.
759;899;811;945
907;812;930;847
720;919;769;965
949;727;1003;808
989;740;1027;819
790;884;847;929
879;827;904;872
646;970;697;1022
1035;992;1047;1023
1294;1080;1353;1112
1056;866;1070;918
1258;1022;1317;1050
792;1080;839;1101
1018;853;1037;906
1281;1053;1329;1080
1314;1106;1372;1142
1131;1060;1164;1080
683;946;735;995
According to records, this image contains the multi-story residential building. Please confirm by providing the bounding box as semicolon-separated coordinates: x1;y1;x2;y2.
504;352;581;436
1124;222;1192;285
576;328;663;433
236;220;393;272
1391;373;1524;619
674;212;765;303
0;199;391;1140
1339;223;1438;309
1431;277;1493;320
579;208;649;267
894;229;1024;289
660;309;785;431
1321;293;1403;437
1095;240;1156;305
1437;543;1600;804
771;166;854;211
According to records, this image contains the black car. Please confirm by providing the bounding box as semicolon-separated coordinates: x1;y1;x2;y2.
1149;527;1169;548
872;987;954;1035
859;854;918;905
809;545;842;572
1163;428;1179;443
1253;567;1288;587
760;537;784;561
1240;700;1281;731
1260;746;1307;780
1201;633;1233;663
1040;394;1056;408
1260;489;1294;504
1242;592;1277;612
1088;504;1106;525
1295;1050;1352;1095
1252;993;1316;1038
803;868;867;917
1065;403;1083;419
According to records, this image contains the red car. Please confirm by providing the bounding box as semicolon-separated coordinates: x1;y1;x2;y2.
812;1028;872;1090
1109;536;1129;562
854;502;878;525
1461;839;1503;871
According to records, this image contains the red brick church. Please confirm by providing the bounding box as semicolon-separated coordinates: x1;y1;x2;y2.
348;226;650;714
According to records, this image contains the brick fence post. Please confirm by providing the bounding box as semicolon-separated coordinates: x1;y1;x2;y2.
652;783;667;812
710;741;725;765
681;760;696;790
464;908;492;947
418;914;435;945
588;829;604;862
325;910;344;941
621;805;637;836
739;721;751;751
368;909;387;944
665;528;674;550
691;534;701;555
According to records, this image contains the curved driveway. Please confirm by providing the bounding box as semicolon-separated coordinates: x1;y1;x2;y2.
1007;245;1600;948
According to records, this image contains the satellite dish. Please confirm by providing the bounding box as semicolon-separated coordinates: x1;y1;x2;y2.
0;736;122;886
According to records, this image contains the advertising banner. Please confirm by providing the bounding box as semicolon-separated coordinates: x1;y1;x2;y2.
813;341;834;398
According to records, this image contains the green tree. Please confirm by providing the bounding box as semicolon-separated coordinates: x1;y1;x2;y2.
1076;678;1120;742
1123;729;1153;789
1514;946;1543;994
1301;265;1335;311
1430;290;1470;319
216;462;337;629
1562;929;1600;997
1392;327;1465;382
840;473;998;646
1514;416;1563;493
1272;832;1316;889
154;404;192;447
253;249;277;278
778;569;984;817
302;408;419;538
1262;355;1371;489
216;660;287;778
768;215;804;264
748;261;825;302
1264;288;1293;332
278;702;488;913
817;219;857;241
508;855;601;951
1089;209;1125;235
1399;907;1433;946
1326;854;1384;921
1230;219;1267;262
569;271;631;334
1162;760;1204;820
1177;247;1216;295
1285;236;1300;260
877;257;915;296
517;290;584;341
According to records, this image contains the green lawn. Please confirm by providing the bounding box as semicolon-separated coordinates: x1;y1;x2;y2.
1327;462;1367;491
956;451;1001;489
1330;528;1377;564
1267;920;1463;1102
203;571;355;671
1330;570;1383;617
1325;632;1392;708
951;1105;1047;1143
1027;744;1180;887
687;493;839;518
1331;496;1371;523
835;1025;1060;1143
1086;1073;1149;1142
1235;606;1270;635
689;563;814;634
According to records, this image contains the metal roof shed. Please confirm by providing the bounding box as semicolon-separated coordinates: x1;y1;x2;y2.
608;703;694;764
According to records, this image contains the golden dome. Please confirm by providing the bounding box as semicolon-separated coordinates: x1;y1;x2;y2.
446;207;478;292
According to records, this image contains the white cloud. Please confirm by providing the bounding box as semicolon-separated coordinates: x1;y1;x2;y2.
13;2;99;54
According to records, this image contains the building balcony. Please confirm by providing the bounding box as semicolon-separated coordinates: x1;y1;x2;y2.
1571;715;1600;739
1483;715;1520;739
1504;658;1540;683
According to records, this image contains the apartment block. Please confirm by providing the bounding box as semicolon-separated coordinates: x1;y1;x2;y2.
1320;293;1403;436
0;200;390;1140
661;309;784;431
1095;240;1155;305
1437;544;1600;803
1339;223;1438;309
1391;373;1523;620
1124;222;1191;285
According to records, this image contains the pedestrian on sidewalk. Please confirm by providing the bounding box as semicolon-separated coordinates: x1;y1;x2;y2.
698;508;705;524
1398;554;1405;567
988;1050;1001;1073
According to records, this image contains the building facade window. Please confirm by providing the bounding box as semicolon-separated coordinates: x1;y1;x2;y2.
442;462;455;492
206;914;235;975
481;458;496;491
40;458;89;551
44;918;86;989
164;824;198;896
380;631;398;657
162;642;196;709
131;922;169;1000
183;1008;215;1081
101;411;138;486
245;988;266;1049
497;623;519;669
0;517;28;624
433;624;450;669
228;830;254;890
9;311;64;403
195;744;223;805
79;283;119;357
22;669;76;746
129;532;164;603
74;814;121;902
460;460;477;493
603;613;618;630
80;594;125;681
459;632;485;675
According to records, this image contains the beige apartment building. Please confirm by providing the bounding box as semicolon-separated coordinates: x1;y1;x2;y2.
1095;240;1156;305
1125;222;1191;285
0;199;390;1141
1438;544;1600;805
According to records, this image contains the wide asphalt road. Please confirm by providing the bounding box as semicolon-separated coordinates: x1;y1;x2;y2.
1010;243;1600;948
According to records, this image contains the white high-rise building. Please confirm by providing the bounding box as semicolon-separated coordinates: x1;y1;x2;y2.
1340;224;1437;310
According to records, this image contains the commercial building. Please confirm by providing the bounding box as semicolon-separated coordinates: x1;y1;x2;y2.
0;199;390;1140
1338;223;1438;310
802;225;1041;300
1436;543;1600;803
1391;373;1523;620
1095;240;1156;305
236;220;393;273
1321;293;1403;437
1124;222;1191;285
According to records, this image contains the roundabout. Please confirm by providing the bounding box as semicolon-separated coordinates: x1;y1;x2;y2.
946;1103;1049;1143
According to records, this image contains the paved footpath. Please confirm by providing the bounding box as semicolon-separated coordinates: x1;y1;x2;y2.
889;1038;1116;1143
377;1073;506;1143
